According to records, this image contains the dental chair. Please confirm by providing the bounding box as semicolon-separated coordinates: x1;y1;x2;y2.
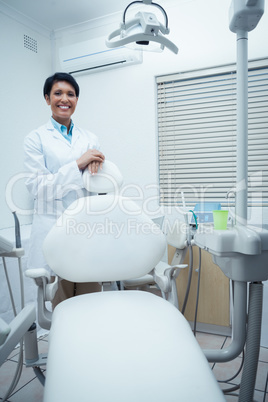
121;217;188;309
26;161;224;401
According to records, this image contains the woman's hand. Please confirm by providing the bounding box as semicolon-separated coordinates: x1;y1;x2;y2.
76;149;105;173
87;160;102;175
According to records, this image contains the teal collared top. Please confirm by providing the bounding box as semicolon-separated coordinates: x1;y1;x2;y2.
51;117;74;144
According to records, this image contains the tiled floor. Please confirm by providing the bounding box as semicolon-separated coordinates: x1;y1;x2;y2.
1;331;267;401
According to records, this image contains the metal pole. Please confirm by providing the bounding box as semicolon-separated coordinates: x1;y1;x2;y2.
236;29;248;226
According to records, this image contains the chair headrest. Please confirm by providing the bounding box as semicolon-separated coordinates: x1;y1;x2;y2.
43;195;166;282
83;160;123;193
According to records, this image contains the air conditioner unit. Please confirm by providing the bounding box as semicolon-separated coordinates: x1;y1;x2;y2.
59;37;143;75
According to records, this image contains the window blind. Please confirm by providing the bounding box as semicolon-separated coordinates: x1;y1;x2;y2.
157;59;268;207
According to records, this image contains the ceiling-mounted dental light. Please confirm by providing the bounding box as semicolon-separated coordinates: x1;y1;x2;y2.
106;0;178;54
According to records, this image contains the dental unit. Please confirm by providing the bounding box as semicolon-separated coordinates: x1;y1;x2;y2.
27;161;224;401
0;0;267;401
193;2;268;400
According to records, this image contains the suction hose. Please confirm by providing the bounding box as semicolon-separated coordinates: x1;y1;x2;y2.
238;282;263;402
181;244;193;315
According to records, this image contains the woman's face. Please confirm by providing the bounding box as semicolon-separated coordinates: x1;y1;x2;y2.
45;80;78;126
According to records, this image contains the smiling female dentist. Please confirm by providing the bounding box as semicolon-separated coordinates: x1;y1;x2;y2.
24;72;105;308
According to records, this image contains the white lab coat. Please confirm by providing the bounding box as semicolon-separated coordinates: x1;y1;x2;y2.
24;119;100;273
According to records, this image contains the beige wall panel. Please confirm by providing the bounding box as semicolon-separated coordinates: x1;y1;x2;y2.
168;245;230;327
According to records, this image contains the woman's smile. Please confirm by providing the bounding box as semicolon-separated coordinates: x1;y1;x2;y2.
45;81;78;128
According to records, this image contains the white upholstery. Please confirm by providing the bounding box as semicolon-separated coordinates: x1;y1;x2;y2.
43;195;166;282
44;291;224;402
34;161;224;401
82;160;123;193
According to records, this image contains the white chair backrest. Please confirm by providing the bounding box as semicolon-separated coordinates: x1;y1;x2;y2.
43;194;166;282
83;160;123;193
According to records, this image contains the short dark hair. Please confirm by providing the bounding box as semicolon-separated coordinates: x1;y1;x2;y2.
43;72;80;98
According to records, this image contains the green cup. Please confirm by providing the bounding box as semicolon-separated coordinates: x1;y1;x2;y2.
213;210;228;230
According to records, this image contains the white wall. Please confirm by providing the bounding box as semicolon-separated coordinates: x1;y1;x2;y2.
53;0;268;221
0;11;51;229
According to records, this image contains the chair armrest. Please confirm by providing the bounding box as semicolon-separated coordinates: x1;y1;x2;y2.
153;263;188;292
25;268;51;286
45;276;58;301
166;264;188;280
25;269;57;330
25;268;58;301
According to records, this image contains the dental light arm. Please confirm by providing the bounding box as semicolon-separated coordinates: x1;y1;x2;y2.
123;0;168;24
106;0;178;54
